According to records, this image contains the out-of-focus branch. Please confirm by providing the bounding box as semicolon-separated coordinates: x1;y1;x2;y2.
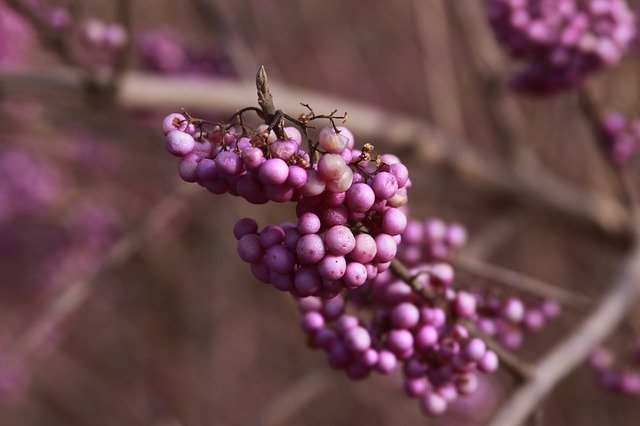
0;184;197;376
488;242;640;426
113;0;133;80
453;255;592;310
413;0;466;137
246;366;332;426
446;0;533;164
461;212;517;259
189;0;258;80
0;68;632;238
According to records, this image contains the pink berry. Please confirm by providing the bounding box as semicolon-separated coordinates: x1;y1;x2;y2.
166;130;195;156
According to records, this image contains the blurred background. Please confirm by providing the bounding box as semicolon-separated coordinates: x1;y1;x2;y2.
2;0;640;425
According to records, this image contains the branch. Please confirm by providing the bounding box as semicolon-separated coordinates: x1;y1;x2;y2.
113;0;133;81
462;320;534;380
446;0;535;166
246;366;332;426
461;212;516;259
0;69;632;238
453;255;592;311
488;242;640;426
188;0;258;80
413;0;466;137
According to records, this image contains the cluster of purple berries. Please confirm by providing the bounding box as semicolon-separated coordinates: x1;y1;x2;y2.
0;1;33;67
136;28;236;77
77;17;128;74
398;218;467;264
0;148;63;223
163;112;411;297
233;218;403;299
474;294;561;350
80;19;128;52
162;111;503;416
487;0;636;94
599;112;640;167
589;344;640;396
295;262;499;416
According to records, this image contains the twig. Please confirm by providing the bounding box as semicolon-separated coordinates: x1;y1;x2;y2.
488;242;640;426
446;0;536;166
246;366;332;426
0;68;632;238
577;88;603;142
256;65;276;118
461;212;516;259
389;258;437;300
413;0;466;137
453;255;592;311
112;0;133;81
189;0;258;80
462;320;534;380
0;184;197;376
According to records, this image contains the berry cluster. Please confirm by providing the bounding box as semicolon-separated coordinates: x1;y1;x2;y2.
398;217;467;264
474;294;561;350
234;219;402;299
161;103;562;418
294;256;499;416
160;104;574;417
77;18;128;75
80;19;128;52
136;28;236;77
487;0;636;94
164;111;410;297
599;112;640;167
589;344;640;396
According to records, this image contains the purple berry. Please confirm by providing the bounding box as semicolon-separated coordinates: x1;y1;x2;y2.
317;255;347;280
166;130;195;156
371;172;398;200
162;113;187;135
325;225;356;256
237;234;264;264
259;158;289;185
233;218;258;240
344;326;372;352
345;183;375;213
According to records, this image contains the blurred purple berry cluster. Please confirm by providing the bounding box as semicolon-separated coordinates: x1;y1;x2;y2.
136;28;236;77
398;218;467;264
589;344;640;396
474;294;561;350
600;111;640;167
487;0;636;94
0;1;33;67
